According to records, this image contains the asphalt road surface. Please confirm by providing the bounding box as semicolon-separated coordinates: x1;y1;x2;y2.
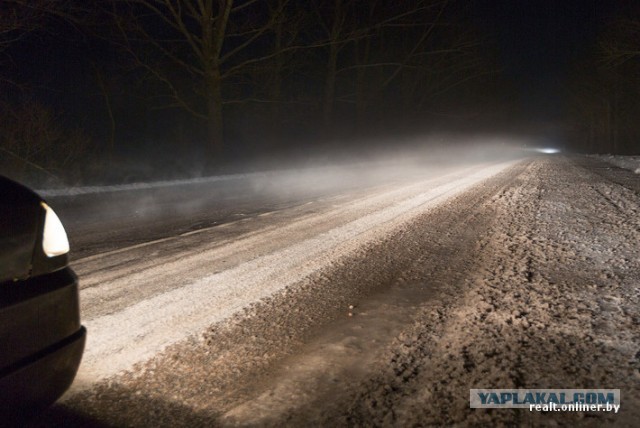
29;155;639;427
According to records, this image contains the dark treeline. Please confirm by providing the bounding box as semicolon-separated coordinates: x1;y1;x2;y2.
0;0;513;185
566;3;640;155
8;2;640;185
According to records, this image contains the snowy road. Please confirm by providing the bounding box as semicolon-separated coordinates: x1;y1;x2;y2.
30;155;639;427
62;160;517;392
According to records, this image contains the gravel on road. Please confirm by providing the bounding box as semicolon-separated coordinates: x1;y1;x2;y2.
32;156;639;427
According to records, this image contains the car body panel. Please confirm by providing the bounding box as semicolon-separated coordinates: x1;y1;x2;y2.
0;175;85;417
0;176;42;283
0;326;85;418
0;268;81;369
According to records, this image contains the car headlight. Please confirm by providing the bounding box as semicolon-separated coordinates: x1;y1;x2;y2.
41;202;70;257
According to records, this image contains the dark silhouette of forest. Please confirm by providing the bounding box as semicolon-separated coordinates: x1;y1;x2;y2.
1;1;638;185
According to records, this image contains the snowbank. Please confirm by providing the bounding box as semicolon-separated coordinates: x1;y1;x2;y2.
591;154;640;174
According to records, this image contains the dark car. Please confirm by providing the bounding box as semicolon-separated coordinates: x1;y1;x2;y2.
0;176;85;418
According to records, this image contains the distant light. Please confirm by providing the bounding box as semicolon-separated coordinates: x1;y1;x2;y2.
536;148;560;154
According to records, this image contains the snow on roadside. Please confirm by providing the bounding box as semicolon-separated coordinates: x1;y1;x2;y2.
345;157;640;426
591;154;640;174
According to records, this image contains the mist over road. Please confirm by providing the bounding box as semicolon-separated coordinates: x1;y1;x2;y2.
31;155;639;427
58;158;517;390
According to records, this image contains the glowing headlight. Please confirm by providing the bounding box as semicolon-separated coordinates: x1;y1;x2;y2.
41;202;70;257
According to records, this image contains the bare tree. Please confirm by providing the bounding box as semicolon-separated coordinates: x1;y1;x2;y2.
109;0;293;156
0;100;91;184
312;0;352;128
0;1;60;85
0;0;96;184
568;9;640;154
599;17;640;68
604;11;640;119
306;0;496;133
309;0;449;129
